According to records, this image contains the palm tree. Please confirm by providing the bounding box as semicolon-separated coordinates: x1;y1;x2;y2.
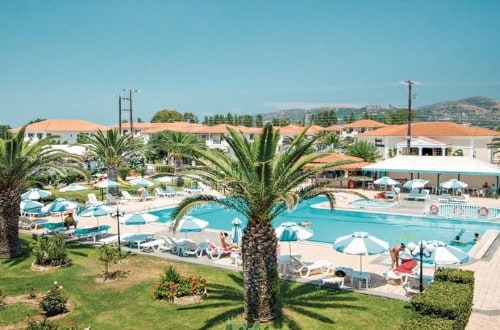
346;140;382;162
0;127;85;258
315;131;341;151
83;129;141;194
148;131;206;174
171;125;342;323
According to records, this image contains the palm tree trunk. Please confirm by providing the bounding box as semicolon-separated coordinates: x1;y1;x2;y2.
242;221;279;323
107;165;119;196
0;191;22;258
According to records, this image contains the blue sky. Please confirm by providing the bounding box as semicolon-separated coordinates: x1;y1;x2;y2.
1;0;499;127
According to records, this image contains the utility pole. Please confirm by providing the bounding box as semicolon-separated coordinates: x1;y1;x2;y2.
118;89;139;135
400;80;416;155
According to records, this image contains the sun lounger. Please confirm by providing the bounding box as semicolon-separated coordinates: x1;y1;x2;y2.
450;194;470;203
121;191;142;202
437;193;451;203
155;187;176;198
18;216;49;230
74;225;111;243
140;238;171;252
205;240;234;259
98;233;134;245
288;257;334;278
86;193;105;206
184;185;202;194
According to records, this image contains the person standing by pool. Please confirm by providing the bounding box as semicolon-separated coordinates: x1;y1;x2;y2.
390;243;405;269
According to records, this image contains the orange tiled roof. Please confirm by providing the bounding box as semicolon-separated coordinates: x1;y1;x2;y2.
12;119;109;132
359;121;500;137
323;125;342;132
303;153;371;170
343;119;386;129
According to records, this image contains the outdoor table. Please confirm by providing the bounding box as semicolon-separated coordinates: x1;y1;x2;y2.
122;233;154;250
351;271;371;289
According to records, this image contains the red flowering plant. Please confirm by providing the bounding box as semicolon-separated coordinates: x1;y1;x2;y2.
152;265;207;302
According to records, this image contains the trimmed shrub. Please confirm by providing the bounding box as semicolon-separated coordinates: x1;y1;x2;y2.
400;312;455;330
411;281;473;329
434;268;474;287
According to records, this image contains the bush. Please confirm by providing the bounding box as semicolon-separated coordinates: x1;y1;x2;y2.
399;312;455;330
31;235;70;267
26;318;60;330
434;268;474;287
39;282;68;316
155;165;174;174
152;265;207;302
118;166;131;180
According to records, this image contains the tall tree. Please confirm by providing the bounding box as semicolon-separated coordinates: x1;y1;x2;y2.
151;109;183;123
148;131;205;173
83;129;141;193
0;127;85;258
171;125;340;323
346;140;382;162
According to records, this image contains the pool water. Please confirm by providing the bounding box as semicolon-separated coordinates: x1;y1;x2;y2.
151;196;500;252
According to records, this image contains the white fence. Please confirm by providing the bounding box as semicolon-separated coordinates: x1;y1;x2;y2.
429;203;500;220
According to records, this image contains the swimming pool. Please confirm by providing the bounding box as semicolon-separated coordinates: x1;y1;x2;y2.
349;199;398;208
151;196;500;252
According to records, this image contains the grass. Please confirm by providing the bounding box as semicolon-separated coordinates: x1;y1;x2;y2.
0;236;413;329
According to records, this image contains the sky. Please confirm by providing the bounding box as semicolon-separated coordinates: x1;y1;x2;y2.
1;0;500;128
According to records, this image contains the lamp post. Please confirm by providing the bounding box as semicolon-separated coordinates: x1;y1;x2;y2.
110;206;125;252
407;241;435;292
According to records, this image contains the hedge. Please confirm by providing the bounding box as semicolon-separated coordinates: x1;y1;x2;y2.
399;268;475;330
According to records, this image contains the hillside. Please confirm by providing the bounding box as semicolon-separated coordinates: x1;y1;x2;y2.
260;96;500;128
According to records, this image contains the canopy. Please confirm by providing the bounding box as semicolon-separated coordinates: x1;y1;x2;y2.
363;155;500;176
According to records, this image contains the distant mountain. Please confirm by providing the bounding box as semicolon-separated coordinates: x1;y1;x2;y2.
416;96;500;127
260;96;500;128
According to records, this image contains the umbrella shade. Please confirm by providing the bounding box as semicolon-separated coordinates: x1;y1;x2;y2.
21;188;52;201
59;183;88;192
77;205;113;225
403;179;429;190
120;212;159;226
333;232;389;272
41;198;79;214
94;179;119;189
373;176;399;186
129;178;154;187
20;200;44;213
440;179;468;190
154;176;174;183
419;240;469;266
77;205;113;217
178;216;209;235
231;218;243;244
275;222;314;256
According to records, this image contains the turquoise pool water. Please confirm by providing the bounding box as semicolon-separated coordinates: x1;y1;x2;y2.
151;196;500;252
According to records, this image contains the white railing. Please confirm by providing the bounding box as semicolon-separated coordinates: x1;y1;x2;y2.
432;203;500;220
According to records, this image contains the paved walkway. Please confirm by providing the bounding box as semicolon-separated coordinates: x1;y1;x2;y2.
30;188;500;328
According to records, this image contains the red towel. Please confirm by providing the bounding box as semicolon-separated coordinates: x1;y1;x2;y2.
396;260;417;273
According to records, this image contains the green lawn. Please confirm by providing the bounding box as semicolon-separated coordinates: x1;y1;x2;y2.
0;236;413;329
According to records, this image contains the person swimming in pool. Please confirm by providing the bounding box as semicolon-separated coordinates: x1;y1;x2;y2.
299;221;312;227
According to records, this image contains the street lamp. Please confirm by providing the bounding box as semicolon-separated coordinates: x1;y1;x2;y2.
110;206;125;252
407;240;435;292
